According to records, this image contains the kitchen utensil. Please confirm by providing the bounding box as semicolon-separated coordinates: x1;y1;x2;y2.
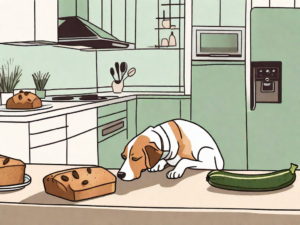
110;67;116;81
169;32;177;46
161;38;169;47
115;62;120;80
171;25;176;29
0;104;53;112
123;67;136;81
0;174;31;192
120;62;128;80
162;10;170;28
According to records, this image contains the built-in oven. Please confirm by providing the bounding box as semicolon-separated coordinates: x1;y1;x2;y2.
192;26;245;61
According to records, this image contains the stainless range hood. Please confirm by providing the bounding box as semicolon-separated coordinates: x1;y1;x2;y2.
55;16;134;50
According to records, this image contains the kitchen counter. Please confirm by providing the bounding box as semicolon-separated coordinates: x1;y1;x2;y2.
1;165;300;225
0;92;189;122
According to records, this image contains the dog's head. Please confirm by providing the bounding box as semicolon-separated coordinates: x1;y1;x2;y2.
117;135;162;181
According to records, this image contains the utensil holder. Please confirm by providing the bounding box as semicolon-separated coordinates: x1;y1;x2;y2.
112;80;124;94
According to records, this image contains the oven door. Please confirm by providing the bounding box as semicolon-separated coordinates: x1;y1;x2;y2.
192;27;245;61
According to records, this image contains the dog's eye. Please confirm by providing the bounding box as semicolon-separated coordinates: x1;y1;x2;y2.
121;155;126;160
132;157;142;161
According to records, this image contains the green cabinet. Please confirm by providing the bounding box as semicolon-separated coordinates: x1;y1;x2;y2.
88;0;136;42
98;130;127;169
221;0;246;27
191;64;247;170
127;99;137;141
136;97;190;134
192;0;246;27
136;0;157;48
193;0;220;26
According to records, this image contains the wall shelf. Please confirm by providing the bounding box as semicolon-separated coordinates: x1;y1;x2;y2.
154;28;179;30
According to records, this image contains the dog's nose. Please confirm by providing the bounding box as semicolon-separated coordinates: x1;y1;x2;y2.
117;172;126;179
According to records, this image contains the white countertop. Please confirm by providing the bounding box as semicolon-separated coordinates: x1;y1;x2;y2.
0;92;187;122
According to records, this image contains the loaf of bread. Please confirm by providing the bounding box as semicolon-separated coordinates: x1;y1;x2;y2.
6;90;42;109
0;155;25;186
43;167;116;201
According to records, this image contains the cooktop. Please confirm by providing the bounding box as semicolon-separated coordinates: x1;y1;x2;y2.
42;94;118;102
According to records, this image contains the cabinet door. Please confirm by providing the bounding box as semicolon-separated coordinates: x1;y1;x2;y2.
68;129;98;165
136;0;157;48
193;0;220;26
0;0;35;43
98;130;127;169
221;0;246;26
137;99;180;134
191;65;247;170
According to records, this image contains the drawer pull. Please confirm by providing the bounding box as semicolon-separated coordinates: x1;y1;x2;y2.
102;121;124;136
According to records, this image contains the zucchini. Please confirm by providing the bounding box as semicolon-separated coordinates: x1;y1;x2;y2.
206;163;298;192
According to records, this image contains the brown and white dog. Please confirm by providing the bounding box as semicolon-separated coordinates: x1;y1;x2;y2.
117;119;224;181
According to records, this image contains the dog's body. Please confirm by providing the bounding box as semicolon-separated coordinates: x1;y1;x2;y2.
118;119;224;181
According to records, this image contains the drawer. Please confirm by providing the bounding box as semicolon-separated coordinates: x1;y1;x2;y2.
98;118;127;142
98;111;126;127
30;115;66;134
30;141;67;164
67;108;97;138
30;128;66;148
98;102;126;117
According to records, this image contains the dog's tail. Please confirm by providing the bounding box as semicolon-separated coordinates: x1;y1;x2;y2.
214;152;224;170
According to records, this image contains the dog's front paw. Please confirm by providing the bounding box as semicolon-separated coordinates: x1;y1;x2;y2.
148;160;167;172
166;168;184;179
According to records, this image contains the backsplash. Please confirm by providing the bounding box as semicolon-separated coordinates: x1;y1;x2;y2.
0;44;96;95
0;44;184;94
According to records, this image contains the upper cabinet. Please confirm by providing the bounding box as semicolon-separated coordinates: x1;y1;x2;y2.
0;0;58;44
193;0;246;27
87;0;136;43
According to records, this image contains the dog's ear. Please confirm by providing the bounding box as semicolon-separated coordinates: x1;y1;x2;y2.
143;144;162;168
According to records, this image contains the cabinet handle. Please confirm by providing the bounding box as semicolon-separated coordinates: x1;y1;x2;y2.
102;120;124;136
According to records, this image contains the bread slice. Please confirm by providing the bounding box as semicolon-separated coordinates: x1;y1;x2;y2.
0;155;25;186
6;91;42;109
43;167;116;201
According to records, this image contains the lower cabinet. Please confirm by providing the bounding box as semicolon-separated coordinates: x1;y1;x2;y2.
136;98;190;134
98;130;127;169
30;141;67;164
67;129;98;165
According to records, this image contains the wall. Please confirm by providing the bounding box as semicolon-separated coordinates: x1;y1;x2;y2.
0;45;97;95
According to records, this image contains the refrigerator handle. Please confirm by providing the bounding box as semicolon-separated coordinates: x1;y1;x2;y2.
250;67;256;111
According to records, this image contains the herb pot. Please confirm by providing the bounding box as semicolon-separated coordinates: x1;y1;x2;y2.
112;80;124;94
36;90;46;99
0;92;13;105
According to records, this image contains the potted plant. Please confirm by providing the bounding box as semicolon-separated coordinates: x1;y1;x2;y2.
0;59;22;105
32;71;50;99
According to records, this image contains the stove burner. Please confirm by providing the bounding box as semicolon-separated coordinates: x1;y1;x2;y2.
52;96;74;100
79;95;108;100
